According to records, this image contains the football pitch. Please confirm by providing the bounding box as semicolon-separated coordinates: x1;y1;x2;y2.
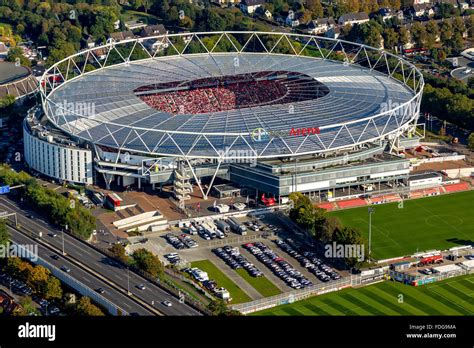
253;275;474;316
328;191;474;260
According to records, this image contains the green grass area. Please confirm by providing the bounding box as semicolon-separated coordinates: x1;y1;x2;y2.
329;191;474;260
235;269;282;297
164;276;208;304
121;10;160;24
191;260;251;304
253;274;474;316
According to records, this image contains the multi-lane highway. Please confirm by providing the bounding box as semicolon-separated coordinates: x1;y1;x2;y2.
7;226;153;315
0;197;201;316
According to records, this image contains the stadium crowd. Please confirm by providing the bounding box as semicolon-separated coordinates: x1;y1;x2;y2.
135;71;329;114
139;79;287;114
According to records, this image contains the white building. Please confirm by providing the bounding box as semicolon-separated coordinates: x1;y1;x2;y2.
307;18;336;35
240;0;265;14
408;172;442;189
23;117;93;185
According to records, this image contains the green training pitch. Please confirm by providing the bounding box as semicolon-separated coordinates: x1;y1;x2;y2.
252;274;474;316
329;191;474;260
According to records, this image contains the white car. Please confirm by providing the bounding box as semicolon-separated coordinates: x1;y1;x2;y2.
162;300;173;307
233;202;246;211
215;204;230;213
137;284;146;290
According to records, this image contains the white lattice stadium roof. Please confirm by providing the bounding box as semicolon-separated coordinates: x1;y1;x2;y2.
41;32;423;159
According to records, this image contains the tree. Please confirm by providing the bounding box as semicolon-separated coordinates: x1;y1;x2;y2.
319;216;342;242
207;299;241;316
74;297;105;316
382;28;399;50
450;32;464;52
27;265;50;292
411;22;427;48
131;248;164;279
305;0;323;17
440;21;453;46
16;296;39;316
42;276;63;300
6;46;31;67
0;220;9;249
425;21;439;49
398;27;410;47
468;133;474;150
467;15;474;39
109;243;129;264
206;10;226;31
0;95;16;109
4;257;22;277
437;49;447;62
333;226;367;266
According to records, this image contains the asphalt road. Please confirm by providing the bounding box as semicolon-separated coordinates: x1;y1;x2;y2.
0;197;201;316
7;226;153;316
450;56;474;82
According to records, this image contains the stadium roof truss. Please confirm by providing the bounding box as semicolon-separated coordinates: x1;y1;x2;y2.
39;32;424;198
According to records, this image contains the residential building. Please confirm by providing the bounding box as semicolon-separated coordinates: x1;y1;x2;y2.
108;31;135;43
338;12;369;26
240;0;265;14
307;17;336;35
140;25;169;53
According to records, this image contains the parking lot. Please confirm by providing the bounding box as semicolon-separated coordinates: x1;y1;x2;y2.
129;212;347;301
0;271;63;316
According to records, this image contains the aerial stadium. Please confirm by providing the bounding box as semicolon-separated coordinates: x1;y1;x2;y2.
24;32;424;201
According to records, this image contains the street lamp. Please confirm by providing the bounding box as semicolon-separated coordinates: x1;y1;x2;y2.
368;207;375;260
61;225;67;256
127;267;130;295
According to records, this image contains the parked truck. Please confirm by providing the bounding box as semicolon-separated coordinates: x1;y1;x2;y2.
227;217;247;235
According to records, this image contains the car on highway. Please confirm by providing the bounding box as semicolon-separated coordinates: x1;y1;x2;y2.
95;288;106;294
49;306;60;315
50;254;59;260
60;266;71;273
162;300;173;307
49;233;58;238
137;284;146;290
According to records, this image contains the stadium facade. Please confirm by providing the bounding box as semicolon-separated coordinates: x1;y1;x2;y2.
25;32;424;200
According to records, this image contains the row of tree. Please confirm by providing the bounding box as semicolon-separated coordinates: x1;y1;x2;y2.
0;166;96;239
4;257;63;301
421;75;474;132
346;15;473;53
109;243;164;279
288;193;368;267
0;0;121;64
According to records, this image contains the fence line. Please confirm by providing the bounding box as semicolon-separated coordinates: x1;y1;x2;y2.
206;231;274;248
231;271;389;315
232;276;351;314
